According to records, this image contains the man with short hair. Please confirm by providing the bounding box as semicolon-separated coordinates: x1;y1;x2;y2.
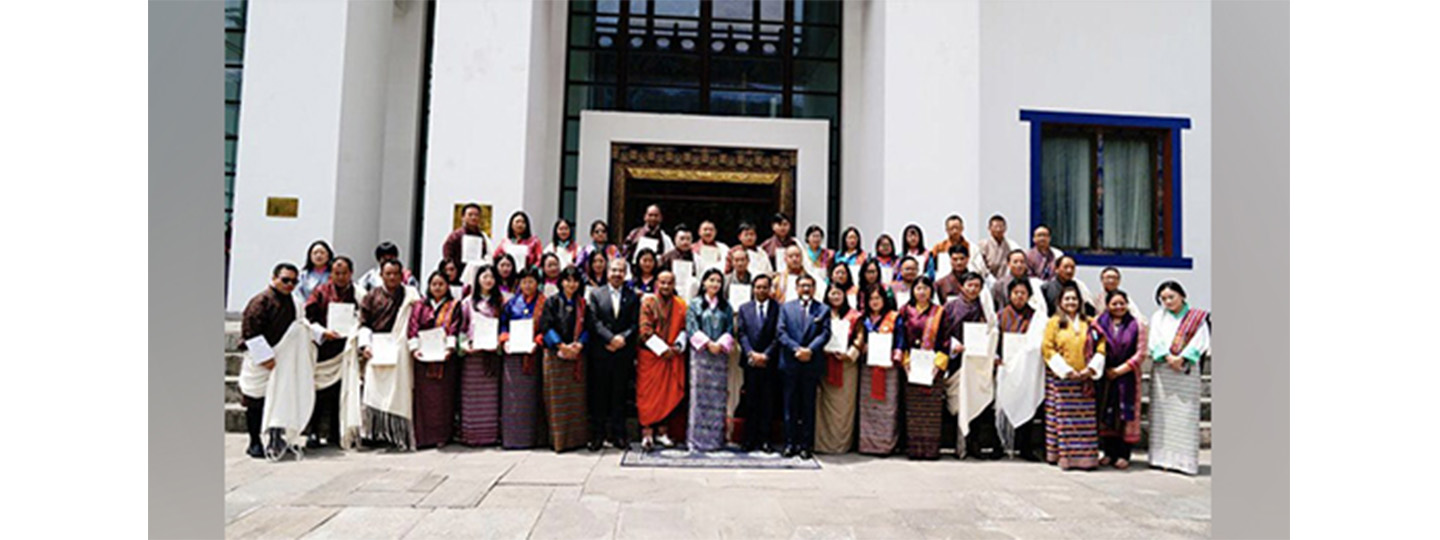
442;202;494;267
357;241;419;296
937;272;1002;460
928;214;984;279
1040;255;1097;317
302;255;355;449
977;214;1022;279
1095;266;1145;323
623;204;675;263
727;222;772;276
770;244;811;303
357;259;423;450
1026;225;1063;281
735;274;781;453
933;244;973;303
238;262;321;459
991;249;1046;315
775;273;831;459
585;257;642;450
659;225;696;275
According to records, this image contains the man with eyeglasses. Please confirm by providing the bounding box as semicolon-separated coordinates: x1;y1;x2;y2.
238;262;322;459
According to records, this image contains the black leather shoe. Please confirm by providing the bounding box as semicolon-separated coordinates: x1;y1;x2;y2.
741;443;758;453
799;449;814;460
246;442;265;459
305;433;323;449
761;443;776;454
782;446;798;458
587;439;603;452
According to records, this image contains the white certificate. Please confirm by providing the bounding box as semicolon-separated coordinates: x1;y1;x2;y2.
326;302;358;335
784;274;800;302
747;249;770;276
556;248;574;268
543;283;559;298
471;316;499;351
846;292;857;310
418;327;447;362
728;284;752;309
774;252;786;275
825;318;850;353
866;332;894;367
908;350;936;386
645;334;670;356
369;334;399;366
504;244;530;269
244;336;274;365
880;266;895;284
450;286;465;301
673;259;695;278
962;323;989;358
1046;353;1074;379
935;259;953;281
697;246;723;272
506;319;535;354
894;290;910;307
462;235;485;263
808;266;828;286
637;236;660;256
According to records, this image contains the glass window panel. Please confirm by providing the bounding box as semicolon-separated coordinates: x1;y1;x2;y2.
567;85;617;115
569;15;594;47
629;0;649;14
654;0;700;17
225;139;238;169
562;189;578;222
713;0;752;20
597;0;621;14
830;126;839;162
709;91;784;117
710;57;783;91
627;53;701;86
793;60;838;93
563;155;579;189
796;0;841;26
565;120;581;153
568;50;618;83
759;0;785;21
225;30;245;63
1099;135;1156;251
792;94;838;123
793;25;839;58
1040;134;1093;249
225;0;246;29
225;68;243;101
225;103;240;136
627;87;701;113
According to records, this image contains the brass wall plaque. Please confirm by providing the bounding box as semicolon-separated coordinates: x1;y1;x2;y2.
265;197;299;218
452;202;493;236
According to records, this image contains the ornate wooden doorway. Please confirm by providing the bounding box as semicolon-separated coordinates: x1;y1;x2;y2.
609;143;797;246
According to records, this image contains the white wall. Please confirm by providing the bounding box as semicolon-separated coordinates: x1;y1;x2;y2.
839;0;884;240
422;0;559;270
228;0;353;310
331;0;396;267
979;0;1212;309
575;111;831;236
375;0;431;260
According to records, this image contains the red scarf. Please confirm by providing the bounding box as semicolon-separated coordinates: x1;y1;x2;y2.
1169;307;1209;355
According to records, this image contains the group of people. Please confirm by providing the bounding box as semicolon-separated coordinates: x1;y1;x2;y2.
237;203;1209;475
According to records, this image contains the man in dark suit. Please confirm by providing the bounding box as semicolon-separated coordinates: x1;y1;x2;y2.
735;274;781;453
775;273;831;459
585;257;641;451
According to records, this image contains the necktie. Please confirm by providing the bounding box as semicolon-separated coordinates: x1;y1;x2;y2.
611;289;620;318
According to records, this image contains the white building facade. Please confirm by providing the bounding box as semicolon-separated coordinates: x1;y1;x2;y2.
226;0;1210;314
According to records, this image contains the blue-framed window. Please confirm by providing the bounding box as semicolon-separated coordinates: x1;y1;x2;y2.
1020;110;1192;269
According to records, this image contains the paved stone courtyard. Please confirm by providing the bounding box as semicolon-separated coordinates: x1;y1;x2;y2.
224;434;1210;539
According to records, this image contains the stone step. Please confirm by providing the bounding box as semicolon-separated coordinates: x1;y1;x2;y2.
226;353;244;376
225;320;242;352
225;403;246;433
225;376;242;404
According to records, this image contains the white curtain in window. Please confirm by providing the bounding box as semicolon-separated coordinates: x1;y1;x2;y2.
1101;137;1154;251
1041;135;1091;249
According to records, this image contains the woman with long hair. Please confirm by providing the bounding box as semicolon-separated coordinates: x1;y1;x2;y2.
1094;289;1147;469
406;271;460;448
499;268;546;449
857;287;904;455
579;219;622;275
628;248;660;296
684;268;734;452
538;266;590;452
296;239;334;302
815;282;863;454
898;276;947;459
833;226;867;273
494;210;543;270
455;265;505;446
545;218;581;269
1040;283;1107;470
1145;280;1210;475
872;234;900;284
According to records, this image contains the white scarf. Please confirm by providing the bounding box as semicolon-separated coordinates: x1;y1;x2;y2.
360;286;421;448
259;320;318;453
336;335;364;449
994;306;1049;450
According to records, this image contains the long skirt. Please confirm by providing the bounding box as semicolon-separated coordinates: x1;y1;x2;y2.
687;348;729;451
815;359;859;454
542;350;589;452
858;366;901;455
1045;372;1099;470
412;358;457;448
725;348;744;442
457;352;502;446
1097;368;1142;461
502;353;542;449
905;383;942;459
1149;363;1202;475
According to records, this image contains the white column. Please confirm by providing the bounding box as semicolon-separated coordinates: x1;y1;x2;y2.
879;0;981;240
422;0;562;269
228;0;397;310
